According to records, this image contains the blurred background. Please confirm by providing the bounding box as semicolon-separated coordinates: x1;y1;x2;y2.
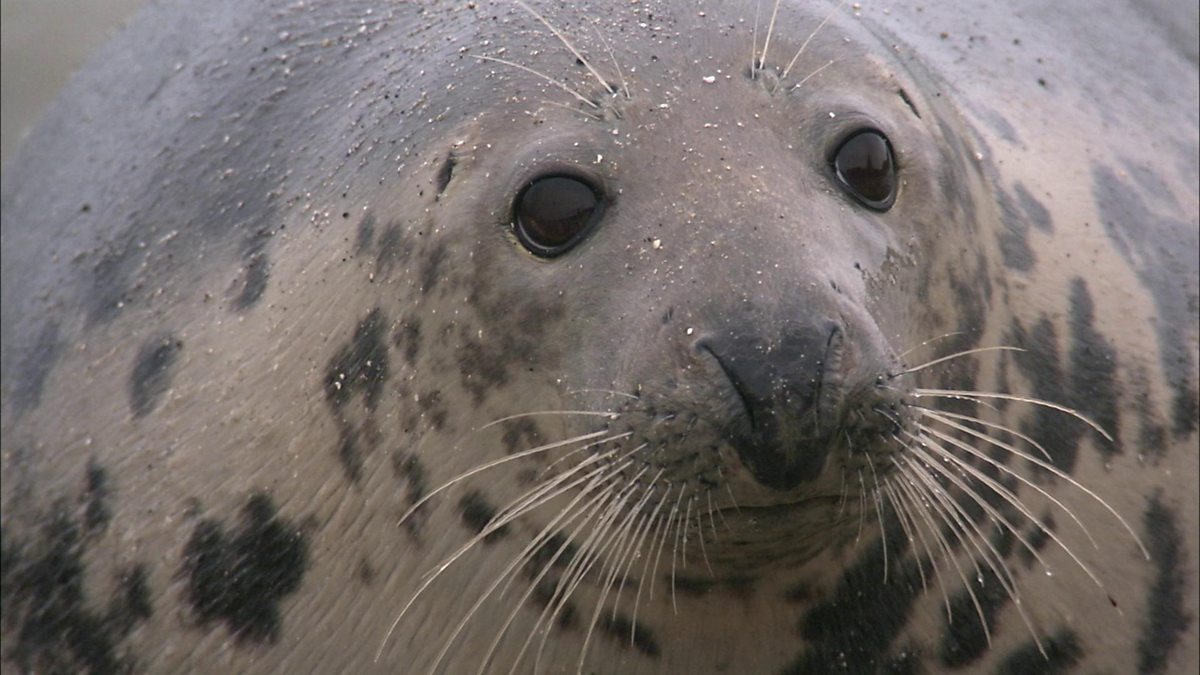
1;0;146;170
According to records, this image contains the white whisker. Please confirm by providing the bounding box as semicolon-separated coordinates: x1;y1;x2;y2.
896;346;1025;376
513;0;616;95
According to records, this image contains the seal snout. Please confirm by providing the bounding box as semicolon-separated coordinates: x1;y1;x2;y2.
695;318;849;491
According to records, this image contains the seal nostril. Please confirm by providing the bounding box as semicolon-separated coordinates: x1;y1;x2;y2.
698;340;758;429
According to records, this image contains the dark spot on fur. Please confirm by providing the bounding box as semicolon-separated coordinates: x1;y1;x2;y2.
458;490;509;543
181;493;309;644
324;308;390;412
788;525;923;674
996;186;1036;271
393;317;422;366
600;614;660;657
375;223;410;277
939;529;1017;666
420;242;448;294
501;418;544;455
82;458;112;534
673;574;717;596
336;426;364;483
229;227;274;310
1012;182;1053;232
1009;317;1086;474
995;628;1081;674
528;532;578;572
456;299;567;404
356;557;376;586
1;503;152;673
392;452;430;538
1067;277;1121;456
86;247;134;325
12;320;62;415
355;210;377;254
129;334;183;418
1092;164;1199;437
232;250;270;309
435;154;457;197
418;389;448;430
1137;492;1192;673
529;579;577;629
1018;511;1055;568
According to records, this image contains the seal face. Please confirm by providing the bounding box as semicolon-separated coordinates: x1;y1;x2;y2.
2;1;1197;674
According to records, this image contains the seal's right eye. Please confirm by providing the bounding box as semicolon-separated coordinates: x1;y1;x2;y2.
831;130;897;211
513;176;602;257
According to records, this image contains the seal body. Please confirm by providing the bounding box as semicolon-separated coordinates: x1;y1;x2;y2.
2;1;1196;673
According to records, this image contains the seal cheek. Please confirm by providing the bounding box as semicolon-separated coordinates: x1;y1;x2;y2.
694;317;846;491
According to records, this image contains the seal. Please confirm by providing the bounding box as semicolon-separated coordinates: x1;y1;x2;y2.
2;1;1197;673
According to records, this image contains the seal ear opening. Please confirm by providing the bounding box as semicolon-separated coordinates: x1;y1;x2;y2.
435;153;457;198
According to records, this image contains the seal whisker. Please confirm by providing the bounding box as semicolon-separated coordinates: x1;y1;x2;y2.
669;484;688;614
855;469;867;543
379;450;635;663
577;488;658;673
396;429;619;528
430;461;628;675
888;452;994;647
473;55;600;109
591;25;629;100
862;448;890;583
884;474;954;621
895;346;1025;376
919;408;1148;557
705;490;721;540
475;468;626;675
750;0;762;77
916;421;1099;556
509;483;636;675
903;430;1059;571
888;468;960;619
477;410;621;432
787;58;835;93
512;0;616;96
530;474;647;673
911;405;1054;462
693;496;715;575
917;412;1100;548
565;388;640;400
880;481;927;591
913;388;1113;442
681;494;695;570
903;429;1103;589
779;0;845;81
896;452;1016;593
757;0;783;73
521;490;632;675
490;450;615;538
897;330;967;359
536;98;606;121
632;485;672;643
897;453;1048;656
647;484;679;603
718;467;742;515
611;472;666;623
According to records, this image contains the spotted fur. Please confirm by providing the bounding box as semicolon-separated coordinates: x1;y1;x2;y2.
2;1;1196;673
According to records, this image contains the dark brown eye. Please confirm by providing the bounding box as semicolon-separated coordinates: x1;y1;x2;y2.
513;176;602;257
832;130;896;210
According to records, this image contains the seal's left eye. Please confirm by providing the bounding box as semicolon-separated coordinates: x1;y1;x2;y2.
832;130;896;211
513;175;602;257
